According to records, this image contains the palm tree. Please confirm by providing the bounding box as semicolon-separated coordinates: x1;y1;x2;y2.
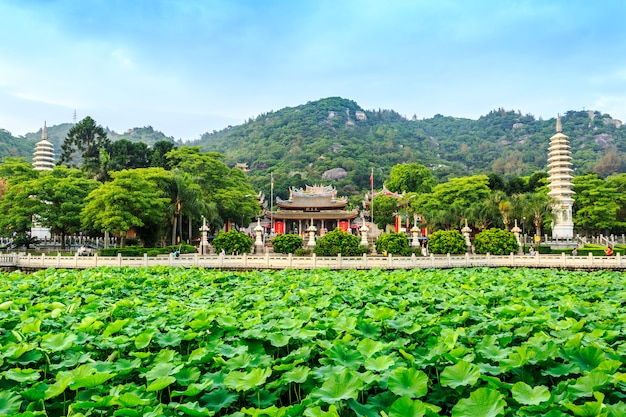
168;172;206;245
518;192;554;238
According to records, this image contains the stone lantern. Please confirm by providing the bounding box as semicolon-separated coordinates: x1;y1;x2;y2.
511;219;522;252
307;219;317;247
461;219;472;249
254;218;264;252
411;213;420;248
199;216;210;255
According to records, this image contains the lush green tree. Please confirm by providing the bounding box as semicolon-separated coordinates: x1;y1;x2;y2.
59;116;110;175
81;168;170;247
313;229;367;256
167;147;260;231
272;234;303;254
212;230;253;255
371;194;398;231
151;140;176;169
427;230;467;254
572;173;626;234
473;228;519;255
106;139;151;171
375;232;411;256
0;157;38;184
386;163;435;194
29;167;98;249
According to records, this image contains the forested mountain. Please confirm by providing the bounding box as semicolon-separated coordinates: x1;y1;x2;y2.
3;97;624;202
7;125;178;162
191;97;625;200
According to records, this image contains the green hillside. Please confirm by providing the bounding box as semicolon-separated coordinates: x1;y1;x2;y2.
3;97;624;203
192;97;625;200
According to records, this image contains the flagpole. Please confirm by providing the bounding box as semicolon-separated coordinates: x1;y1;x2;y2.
270;172;274;235
370;168;374;227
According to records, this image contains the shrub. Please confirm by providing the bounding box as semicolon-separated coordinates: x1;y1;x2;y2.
427;230;467;255
313;229;368;256
375;232;411;256
474;228;519;255
272;234;304;254
294;248;311;256
99;244;196;257
212;231;253;255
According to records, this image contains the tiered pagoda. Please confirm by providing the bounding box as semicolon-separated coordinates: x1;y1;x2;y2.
33;122;55;171
547;117;575;239
273;185;358;235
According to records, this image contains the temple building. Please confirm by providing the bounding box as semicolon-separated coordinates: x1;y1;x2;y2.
547;117;575;239
272;185;359;235
33;122;55;171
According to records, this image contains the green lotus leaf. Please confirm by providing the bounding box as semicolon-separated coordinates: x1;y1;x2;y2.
174;401;213;417
356;338;384;358
388;396;427;417
102;319;130;338
171;380;212;397
200;389;239;412
326;342;363;369
113;408;142;417
283;366;310;384
568;370;610;398
564;392;605;416
303;404;340;416
511;381;550;405
39;332;77;352
311;369;364;404
0;300;13;310
146;362;183;380
117;392;150;407
3;367;41;383
0;391;22;415
364;355;395;372
563;346;606;372
45;374;72;399
346;399;378;417
451;388;506;417
440;360;481;388
154;331;183;347
224;367;272;392
146;376;176;392
175;366;201;386
187;347;210;363
134;332;153;349
267;332;291;347
387;367;429;399
70;371;116;389
21;318;42;333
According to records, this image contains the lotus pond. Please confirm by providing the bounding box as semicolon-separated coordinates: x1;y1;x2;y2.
2;267;626;416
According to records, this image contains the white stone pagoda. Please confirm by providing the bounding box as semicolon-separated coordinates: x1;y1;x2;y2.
547;117;574;239
31;122;55;239
33;122;55;171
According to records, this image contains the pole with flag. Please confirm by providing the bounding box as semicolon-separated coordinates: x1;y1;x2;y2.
370;168;374;227
270;172;274;234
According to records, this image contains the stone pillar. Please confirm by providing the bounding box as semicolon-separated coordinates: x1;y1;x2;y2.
411;213;420;247
199;216;210;255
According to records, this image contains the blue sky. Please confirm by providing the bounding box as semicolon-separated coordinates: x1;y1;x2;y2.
1;0;625;141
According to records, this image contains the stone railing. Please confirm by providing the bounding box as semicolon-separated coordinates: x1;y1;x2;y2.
3;252;625;271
